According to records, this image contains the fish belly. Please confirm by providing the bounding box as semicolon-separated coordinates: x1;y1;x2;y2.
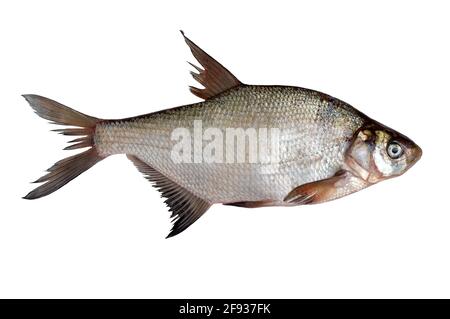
95;86;364;204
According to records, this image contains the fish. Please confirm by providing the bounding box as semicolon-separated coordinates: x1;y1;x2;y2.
23;31;422;238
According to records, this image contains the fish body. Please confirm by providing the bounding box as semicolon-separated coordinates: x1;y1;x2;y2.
24;32;422;237
95;85;365;204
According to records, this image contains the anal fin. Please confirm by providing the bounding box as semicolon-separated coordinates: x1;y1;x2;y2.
127;155;211;238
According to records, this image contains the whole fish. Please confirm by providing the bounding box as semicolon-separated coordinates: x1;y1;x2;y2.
24;31;422;237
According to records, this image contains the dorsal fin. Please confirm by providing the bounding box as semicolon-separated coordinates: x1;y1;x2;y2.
181;31;242;100
127;155;211;238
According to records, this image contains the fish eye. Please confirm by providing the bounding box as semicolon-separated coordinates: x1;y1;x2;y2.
387;142;403;159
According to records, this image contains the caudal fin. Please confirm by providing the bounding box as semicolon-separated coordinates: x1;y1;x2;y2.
23;94;105;199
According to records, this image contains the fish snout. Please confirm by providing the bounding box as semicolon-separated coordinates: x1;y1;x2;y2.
406;143;422;169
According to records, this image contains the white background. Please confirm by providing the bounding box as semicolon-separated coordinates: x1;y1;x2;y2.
0;0;449;298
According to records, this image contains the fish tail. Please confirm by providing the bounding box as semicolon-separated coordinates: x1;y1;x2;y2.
23;94;106;199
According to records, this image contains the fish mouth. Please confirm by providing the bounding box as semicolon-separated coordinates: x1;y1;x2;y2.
408;144;422;168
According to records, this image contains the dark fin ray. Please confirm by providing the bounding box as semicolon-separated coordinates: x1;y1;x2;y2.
180;31;242;99
284;170;350;205
23;94;98;127
23;94;105;199
67;137;90;144
64;136;93;150
127;155;211;238
53;128;93;136
224;200;277;208
24;149;103;199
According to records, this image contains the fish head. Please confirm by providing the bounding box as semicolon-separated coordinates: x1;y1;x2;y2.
346;122;422;184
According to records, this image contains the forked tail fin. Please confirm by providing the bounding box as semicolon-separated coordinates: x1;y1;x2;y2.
23;94;105;199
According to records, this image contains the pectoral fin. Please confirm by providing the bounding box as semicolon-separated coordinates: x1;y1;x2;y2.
284;170;351;205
